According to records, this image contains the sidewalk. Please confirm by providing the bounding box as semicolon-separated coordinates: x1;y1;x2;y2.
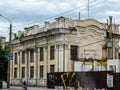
10;86;55;90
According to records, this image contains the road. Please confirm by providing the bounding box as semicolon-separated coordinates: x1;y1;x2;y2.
0;86;56;90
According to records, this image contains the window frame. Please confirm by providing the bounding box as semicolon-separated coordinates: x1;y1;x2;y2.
71;45;78;60
40;47;44;61
14;52;17;64
50;64;55;73
22;67;25;78
14;68;17;78
30;49;34;62
30;66;34;78
40;65;44;78
22;51;25;64
50;46;55;60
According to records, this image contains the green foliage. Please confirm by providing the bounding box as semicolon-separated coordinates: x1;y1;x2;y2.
14;33;25;40
0;45;9;81
19;33;24;40
14;36;19;40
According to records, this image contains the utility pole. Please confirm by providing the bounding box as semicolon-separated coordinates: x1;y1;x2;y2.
0;14;12;88
79;12;80;20
107;16;113;59
88;0;90;18
7;23;12;88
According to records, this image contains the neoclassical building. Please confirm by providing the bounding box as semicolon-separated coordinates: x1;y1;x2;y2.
10;16;119;86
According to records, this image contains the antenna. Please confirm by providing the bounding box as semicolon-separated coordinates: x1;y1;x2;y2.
88;0;90;18
79;12;80;20
114;18;115;25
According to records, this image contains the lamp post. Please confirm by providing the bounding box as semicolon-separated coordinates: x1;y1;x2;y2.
0;14;12;88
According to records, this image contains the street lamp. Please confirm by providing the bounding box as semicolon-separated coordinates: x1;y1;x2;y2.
0;14;12;88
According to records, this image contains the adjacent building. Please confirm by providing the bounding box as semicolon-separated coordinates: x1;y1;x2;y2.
0;35;6;48
10;16;120;86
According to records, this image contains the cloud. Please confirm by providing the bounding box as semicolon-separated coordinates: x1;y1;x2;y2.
0;0;87;30
105;11;120;16
0;0;120;40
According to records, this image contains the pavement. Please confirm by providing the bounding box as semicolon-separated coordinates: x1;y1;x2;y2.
0;86;56;90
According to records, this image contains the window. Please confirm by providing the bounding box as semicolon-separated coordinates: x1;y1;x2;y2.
30;50;34;62
71;45;78;60
30;66;34;78
22;51;25;64
50;46;54;60
14;68;17;78
50;65;55;73
40;47;44;61
40;65;44;78
22;67;25;78
14;53;17;64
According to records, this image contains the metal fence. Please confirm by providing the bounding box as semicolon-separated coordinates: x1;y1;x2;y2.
10;79;47;87
10;71;120;90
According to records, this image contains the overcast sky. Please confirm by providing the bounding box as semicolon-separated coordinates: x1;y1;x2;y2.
0;0;120;41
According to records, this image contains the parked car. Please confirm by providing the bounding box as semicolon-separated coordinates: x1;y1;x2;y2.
0;80;7;89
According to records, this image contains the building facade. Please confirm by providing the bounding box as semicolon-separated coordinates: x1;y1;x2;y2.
0;35;6;48
10;16;119;86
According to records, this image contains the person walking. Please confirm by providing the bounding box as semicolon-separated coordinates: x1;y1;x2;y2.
22;78;27;90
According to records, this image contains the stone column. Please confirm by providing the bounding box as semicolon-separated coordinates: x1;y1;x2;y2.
34;49;36;79
19;51;21;79
57;44;68;72
58;44;64;72
56;44;59;72
17;51;20;79
25;50;27;79
44;45;49;74
45;46;48;79
64;44;68;72
35;48;38;85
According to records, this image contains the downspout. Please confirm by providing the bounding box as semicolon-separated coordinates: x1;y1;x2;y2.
63;19;66;72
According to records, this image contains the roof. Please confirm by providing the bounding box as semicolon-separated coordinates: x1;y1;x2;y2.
0;35;5;38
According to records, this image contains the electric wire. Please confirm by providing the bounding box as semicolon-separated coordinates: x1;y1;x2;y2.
11;0;106;32
12;0;98;30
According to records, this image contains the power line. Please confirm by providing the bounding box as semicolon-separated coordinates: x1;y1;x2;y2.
79;39;106;48
88;0;90;18
12;0;97;30
62;0;105;20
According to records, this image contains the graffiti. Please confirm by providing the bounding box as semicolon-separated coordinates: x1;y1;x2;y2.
47;71;114;89
107;73;113;88
60;72;80;89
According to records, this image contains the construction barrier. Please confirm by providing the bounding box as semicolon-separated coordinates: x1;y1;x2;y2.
47;71;114;90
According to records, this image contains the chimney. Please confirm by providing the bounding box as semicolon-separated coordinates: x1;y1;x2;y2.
109;16;112;39
44;21;49;27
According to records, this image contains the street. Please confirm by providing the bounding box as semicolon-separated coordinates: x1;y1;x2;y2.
0;86;55;90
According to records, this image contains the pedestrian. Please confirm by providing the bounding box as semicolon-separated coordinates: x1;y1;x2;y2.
22;78;27;90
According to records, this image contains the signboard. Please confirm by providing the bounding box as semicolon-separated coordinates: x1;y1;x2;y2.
107;41;113;47
96;62;107;66
84;50;96;59
7;55;13;60
107;73;113;88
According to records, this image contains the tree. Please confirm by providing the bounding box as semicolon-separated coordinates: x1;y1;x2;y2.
0;45;9;81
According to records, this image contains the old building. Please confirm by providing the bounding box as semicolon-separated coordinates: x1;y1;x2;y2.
10;16;119;86
0;35;6;47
